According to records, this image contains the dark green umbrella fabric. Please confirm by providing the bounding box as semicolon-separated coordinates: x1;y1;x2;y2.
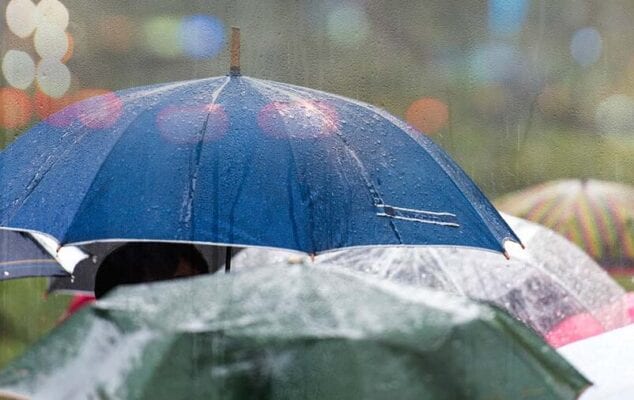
0;265;588;400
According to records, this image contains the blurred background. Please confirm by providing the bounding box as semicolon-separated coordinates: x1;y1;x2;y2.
0;0;633;366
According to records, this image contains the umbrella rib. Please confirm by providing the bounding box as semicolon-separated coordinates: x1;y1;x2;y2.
60;80;212;243
181;77;231;238
245;78;310;249
370;107;517;249
1;80;204;225
248;78;404;245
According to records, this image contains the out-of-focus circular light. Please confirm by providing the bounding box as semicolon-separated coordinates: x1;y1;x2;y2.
76;90;124;129
571;27;602;67
6;0;37;38
258;100;339;139
326;4;370;46
34;0;69;30
2;50;36;89
34;22;69;60
36;58;71;98
595;94;634;135
61;32;74;62
33;89;72;120
405;98;449;134
143;16;183;58
469;42;522;83
180;15;225;60
0;87;32;129
157;104;228;143
488;0;529;37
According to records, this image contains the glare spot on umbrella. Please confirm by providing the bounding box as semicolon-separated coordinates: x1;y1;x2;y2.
570;27;602;68
36;88;122;128
76;90;124;129
595;94;634;135
34;0;69;30
156;103;228;144
5;0;37;38
257;100;339;139
0;87;32;129
2;50;35;90
34;22;69;60
488;0;529;37
97;15;134;53
143;16;183;58
36;58;70;98
326;4;369;46
405;98;449;135
180;15;225;60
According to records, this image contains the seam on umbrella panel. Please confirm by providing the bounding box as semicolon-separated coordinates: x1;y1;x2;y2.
375;204;459;227
246;77;405;244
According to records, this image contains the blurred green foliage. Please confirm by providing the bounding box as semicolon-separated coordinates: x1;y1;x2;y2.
0;280;68;367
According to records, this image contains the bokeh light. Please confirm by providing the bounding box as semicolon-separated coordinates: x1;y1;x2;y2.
258;100;339;139
97;15;134;52
0;87;32;129
571;27;602;68
33;89;73;120
595;94;634;135
76;90;124;129
488;0;529;37
34;22;69;60
5;0;37;39
143;16;183;58
36;58;71;98
34;0;69;30
405;97;449;134
2;50;36;90
326;4;370;46
157;104;228;143
61;32;74;63
469;42;523;83
180;15;225;60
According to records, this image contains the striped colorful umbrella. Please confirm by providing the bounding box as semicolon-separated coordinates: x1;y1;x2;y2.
496;179;634;273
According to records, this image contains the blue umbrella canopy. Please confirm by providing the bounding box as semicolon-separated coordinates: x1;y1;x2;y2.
0;230;68;280
0;71;519;255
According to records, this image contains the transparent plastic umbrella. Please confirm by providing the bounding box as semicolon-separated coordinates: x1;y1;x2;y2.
0;265;588;400
232;214;629;346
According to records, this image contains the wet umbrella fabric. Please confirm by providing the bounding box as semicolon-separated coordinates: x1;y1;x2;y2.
497;179;634;273
0;230;68;280
0;75;518;260
0;265;587;400
232;214;630;345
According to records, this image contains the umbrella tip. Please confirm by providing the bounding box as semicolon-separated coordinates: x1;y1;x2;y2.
230;26;241;76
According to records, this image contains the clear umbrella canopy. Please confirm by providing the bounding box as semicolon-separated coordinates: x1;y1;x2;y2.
232;214;629;344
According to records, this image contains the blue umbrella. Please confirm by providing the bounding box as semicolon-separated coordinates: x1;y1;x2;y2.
0;230;68;280
0;31;519;259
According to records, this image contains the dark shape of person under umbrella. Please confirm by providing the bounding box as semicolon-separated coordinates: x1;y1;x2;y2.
0;28;519;277
0;265;588;400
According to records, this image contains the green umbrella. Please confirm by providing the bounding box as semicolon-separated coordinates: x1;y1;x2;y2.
0;265;588;400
